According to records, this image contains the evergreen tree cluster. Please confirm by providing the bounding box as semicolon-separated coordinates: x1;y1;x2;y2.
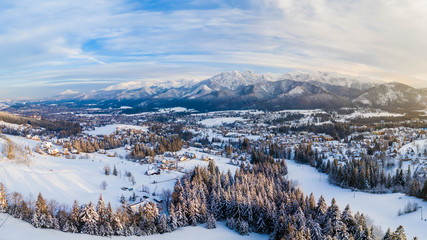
290;145;426;199
168;161;406;239
0;160;411;239
0;111;81;137
0;188;169;236
62;130;183;156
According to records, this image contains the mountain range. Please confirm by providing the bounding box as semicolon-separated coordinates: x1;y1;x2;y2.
53;70;427;112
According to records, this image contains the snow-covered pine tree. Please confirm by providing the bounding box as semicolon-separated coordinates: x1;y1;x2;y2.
32;193;53;229
382;228;392;240
307;217;323;240
208;190;221;219
236;218;249;235
342;204;357;235
176;202;188;227
168;203;178;231
392;225;407;240
96;195;111;236
206;213;216;229
142;202;160;235
69;200;80;233
157;213;169;234
186;200;198;226
79;202;99;235
111;210;124;236
315;195;328;225
326;198;348;239
0;183;8;213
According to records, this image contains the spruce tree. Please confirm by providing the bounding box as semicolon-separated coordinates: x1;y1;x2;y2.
206;213;216;229
168;203;178;230
0;183;7;213
79;202;99;235
392;225;407;240
421;179;427;201
32;193;53;228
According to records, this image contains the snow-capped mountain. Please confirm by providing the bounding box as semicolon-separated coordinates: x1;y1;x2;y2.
281;71;382;90
197;70;274;91
354;82;427;109
48;70;426;111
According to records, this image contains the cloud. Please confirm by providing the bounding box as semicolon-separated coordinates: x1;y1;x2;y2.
0;0;426;98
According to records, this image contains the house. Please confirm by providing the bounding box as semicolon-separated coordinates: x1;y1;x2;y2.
322;135;334;141
43;141;53;149
48;148;59;156
146;167;160;175
107;152;116;157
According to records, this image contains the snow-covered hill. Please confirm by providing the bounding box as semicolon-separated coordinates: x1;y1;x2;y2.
354;82;427;109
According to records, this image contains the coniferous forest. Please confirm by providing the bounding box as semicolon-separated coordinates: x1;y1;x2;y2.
0;160;409;239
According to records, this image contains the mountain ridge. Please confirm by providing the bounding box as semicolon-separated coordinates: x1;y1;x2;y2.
48;70;426;111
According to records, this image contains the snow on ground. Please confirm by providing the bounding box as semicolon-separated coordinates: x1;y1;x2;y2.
157;107;196;113
84;124;148;136
176;147;239;174
0;136;240;210
0;214;268;240
199;117;245;127
337;109;405;122
0;103;9;110
192;129;261;143
0;121;20;130
278;109;325;114
0;136;176;208
286;160;427;239
399;139;427;156
192;109;264;116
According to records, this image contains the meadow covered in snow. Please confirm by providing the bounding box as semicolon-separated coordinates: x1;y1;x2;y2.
286;159;426;239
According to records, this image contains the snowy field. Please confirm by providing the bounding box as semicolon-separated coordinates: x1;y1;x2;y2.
0;136;238;209
192;109;264;116
0;214;268;240
157;107;196;113
0;121;20;130
286;160;427;239
175;147;240;174
278;109;325;115
336;109;405;122
198;117;245;127
84;124;148;136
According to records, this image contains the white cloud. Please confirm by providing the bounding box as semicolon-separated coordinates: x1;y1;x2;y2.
0;0;426;98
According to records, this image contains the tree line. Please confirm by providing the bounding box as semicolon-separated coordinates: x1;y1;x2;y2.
293;144;427;201
0;160;411;239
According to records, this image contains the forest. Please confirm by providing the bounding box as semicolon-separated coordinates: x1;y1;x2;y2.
0;161;410;239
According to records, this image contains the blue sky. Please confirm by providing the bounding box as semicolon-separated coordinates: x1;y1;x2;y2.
0;0;426;98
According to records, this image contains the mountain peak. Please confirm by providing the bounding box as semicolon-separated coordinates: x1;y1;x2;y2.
281;70;382;90
201;70;273;91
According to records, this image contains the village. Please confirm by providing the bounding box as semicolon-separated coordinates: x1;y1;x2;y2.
0;107;426;212
0;107;426;239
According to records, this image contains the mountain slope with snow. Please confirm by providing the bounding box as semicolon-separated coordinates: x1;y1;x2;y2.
354;82;427;109
44;70;426;111
281;71;382;90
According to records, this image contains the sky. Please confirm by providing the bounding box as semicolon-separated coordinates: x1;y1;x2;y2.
0;0;427;98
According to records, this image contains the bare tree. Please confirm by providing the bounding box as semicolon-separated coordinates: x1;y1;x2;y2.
100;181;108;190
